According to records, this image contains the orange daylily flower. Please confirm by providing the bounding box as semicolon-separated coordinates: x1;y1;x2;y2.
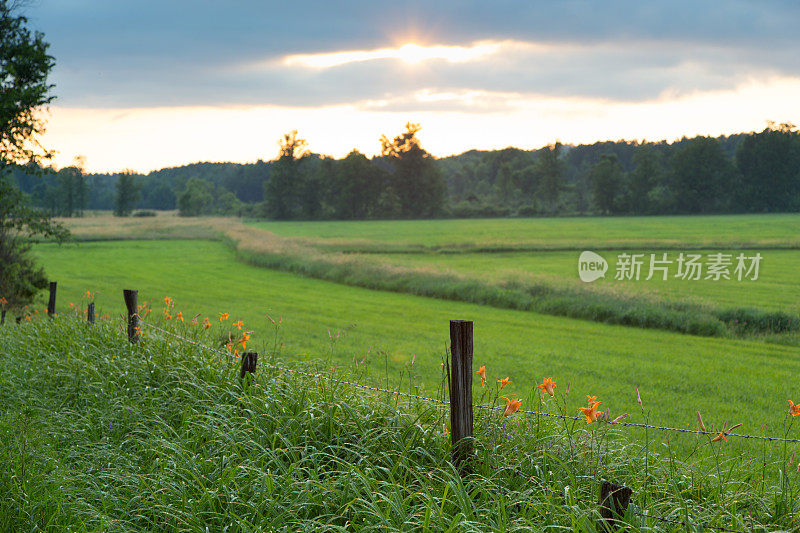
202;317;211;329
238;332;251;350
164;296;173;307
497;377;511;391
176;311;183;322
501;396;522;417
233;320;244;330
538;377;556;397
586;395;597;406
475;365;486;388
219;312;230;321
578;401;603;424
789;400;800;417
0;297;7;306
711;422;743;443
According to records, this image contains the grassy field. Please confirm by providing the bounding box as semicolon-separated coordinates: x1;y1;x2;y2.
53;213;800;340
10;215;800;529
249;214;800;250
358;249;800;311
31;240;800;452
4;318;797;531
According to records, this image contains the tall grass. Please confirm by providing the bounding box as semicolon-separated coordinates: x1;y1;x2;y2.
2;317;798;531
230;238;799;341
54;215;800;341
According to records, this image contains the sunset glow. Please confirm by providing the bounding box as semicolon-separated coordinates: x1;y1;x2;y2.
282;41;503;69
41;76;800;173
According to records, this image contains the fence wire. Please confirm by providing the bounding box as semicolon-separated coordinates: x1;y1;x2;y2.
140;320;800;533
140;321;800;444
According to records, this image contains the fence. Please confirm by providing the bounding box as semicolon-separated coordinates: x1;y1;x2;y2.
16;282;800;532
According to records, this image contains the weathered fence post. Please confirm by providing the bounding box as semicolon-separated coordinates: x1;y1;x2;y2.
47;281;57;318
599;480;632;530
123;289;139;343
87;302;95;325
240;352;258;378
448;319;473;469
1;309;5;325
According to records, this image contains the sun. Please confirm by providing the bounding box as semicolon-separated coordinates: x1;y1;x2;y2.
394;43;429;64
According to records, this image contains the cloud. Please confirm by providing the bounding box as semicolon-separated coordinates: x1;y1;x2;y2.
24;0;800;109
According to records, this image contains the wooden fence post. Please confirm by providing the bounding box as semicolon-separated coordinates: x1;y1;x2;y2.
599;480;632;530
87;302;95;325
448;319;473;469
240;352;258;378
1;309;5;325
123;289;139;343
47;281;57;318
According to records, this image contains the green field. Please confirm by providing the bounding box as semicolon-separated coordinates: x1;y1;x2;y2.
357;249;800;311
32;239;800;450
245;215;800;333
5;318;793;531
250;214;800;250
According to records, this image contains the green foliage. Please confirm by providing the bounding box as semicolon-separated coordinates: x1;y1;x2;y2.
0;3;68;311
591;153;623;214
177;177;215;216
332;150;386;219
380;123;446;218
534;142;565;214
670;136;736;214
33;237;800;434
735;122;800;212
627;146;662;214
114;170;141;216
2;312;799;530
9;125;800;219
0;175;68;311
0;3;55;166
262;130;309;220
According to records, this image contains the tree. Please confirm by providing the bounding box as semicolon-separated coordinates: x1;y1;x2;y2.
535;142;565;214
669;136;735;214
114;169;141;216
263;130;308;219
55;158;87;217
590;153;623;215
333;150;386;219
177;177;215;216
0;3;69;313
734;123;800;212
380;123;445;217
627;146;663;214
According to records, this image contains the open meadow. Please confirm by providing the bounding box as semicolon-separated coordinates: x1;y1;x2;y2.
4;212;799;530
31;213;800;443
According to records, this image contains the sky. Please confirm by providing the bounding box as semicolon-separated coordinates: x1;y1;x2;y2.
24;0;800;173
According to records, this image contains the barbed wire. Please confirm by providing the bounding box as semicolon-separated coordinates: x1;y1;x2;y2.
139;321;800;444
140;320;780;533
496;463;748;532
140;321;449;406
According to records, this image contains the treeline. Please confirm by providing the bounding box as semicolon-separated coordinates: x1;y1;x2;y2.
10;122;800;219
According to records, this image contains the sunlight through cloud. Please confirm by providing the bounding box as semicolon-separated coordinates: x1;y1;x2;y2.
283;41;504;68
